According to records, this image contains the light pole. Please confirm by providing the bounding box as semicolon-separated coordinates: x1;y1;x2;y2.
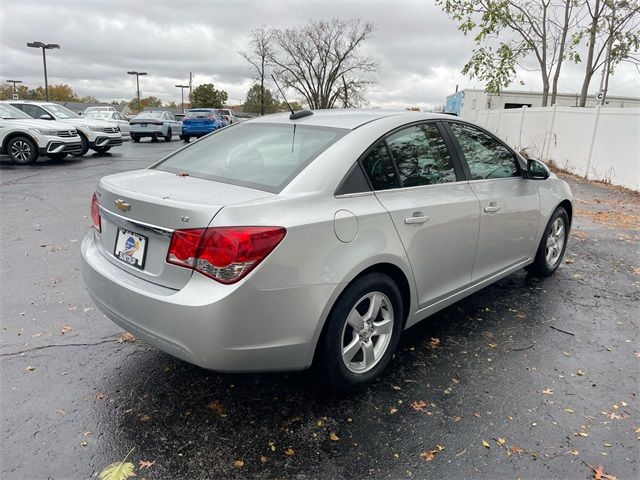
26;42;60;101
6;80;22;97
127;71;147;111
175;84;189;113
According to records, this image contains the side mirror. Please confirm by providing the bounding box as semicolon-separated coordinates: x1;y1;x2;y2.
40;114;53;120
527;159;550;180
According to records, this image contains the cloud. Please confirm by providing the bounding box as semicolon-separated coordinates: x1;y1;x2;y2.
1;0;637;108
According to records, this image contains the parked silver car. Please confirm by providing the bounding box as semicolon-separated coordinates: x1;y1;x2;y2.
84;111;131;140
81;110;572;389
129;111;181;142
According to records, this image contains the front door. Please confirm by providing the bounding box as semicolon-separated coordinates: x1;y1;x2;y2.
445;121;540;281
361;122;480;308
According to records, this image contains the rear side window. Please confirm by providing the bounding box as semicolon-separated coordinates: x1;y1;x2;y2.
155;123;347;192
13;103;47;119
449;123;519;180
361;143;400;190
386;124;457;186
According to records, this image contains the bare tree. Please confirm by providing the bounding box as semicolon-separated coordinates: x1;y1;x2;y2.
240;25;275;115
268;19;377;109
574;0;640;106
438;0;580;106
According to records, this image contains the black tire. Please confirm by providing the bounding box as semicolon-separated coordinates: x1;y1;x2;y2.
7;136;38;164
71;133;89;157
183;136;190;143
47;153;68;160
92;146;111;154
132;135;140;143
320;273;404;390
528;206;570;277
164;128;172;142
151;136;159;143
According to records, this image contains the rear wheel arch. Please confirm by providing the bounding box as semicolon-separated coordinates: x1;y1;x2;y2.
311;262;412;367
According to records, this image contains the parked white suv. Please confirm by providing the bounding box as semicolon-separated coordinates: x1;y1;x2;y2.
8;101;122;156
0;103;83;164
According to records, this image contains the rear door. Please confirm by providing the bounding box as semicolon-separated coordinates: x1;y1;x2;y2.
444;121;539;281
362;122;480;308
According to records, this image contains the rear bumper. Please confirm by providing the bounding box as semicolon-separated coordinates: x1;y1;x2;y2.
182;125;216;135
81;230;334;372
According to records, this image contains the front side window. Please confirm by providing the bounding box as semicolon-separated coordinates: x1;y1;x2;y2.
155;123;346;192
361;143;400;191
386;124;457;186
449;123;519;180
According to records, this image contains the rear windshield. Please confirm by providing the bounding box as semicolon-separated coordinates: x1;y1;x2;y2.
185;110;214;119
154;123;347;192
135;112;163;119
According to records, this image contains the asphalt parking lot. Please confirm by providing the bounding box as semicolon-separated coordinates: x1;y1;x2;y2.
1;140;638;480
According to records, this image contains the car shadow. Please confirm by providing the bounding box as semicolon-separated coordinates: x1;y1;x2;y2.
93;270;553;477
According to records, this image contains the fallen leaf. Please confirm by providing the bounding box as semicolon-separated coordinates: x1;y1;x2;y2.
329;432;340;441
443;387;452;395
564;408;575;413
81;441;88;447
95;392;107;400
473;412;481;418
607;412;624;420
139;414;150;422
482;440;490;448
496;438;506;446
452;416;462;422
389;407;398;414
410;400;427;412
315;419;325;427
99;461;135;480
420;449;438;461
542;388;554;395
138;460;155;469
207;400;225;416
233;460;244;468
59;324;73;334
284;448;295;456
569;449;579;456
25;366;35;371
577;369;585;376
488;343;497;349
118;332;136;343
436;445;444;451
509;446;525;455
427;337;440;349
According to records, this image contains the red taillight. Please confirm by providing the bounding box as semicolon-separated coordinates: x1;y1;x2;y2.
166;226;286;284
91;193;101;232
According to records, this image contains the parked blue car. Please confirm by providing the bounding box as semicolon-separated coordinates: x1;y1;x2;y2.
180;109;225;142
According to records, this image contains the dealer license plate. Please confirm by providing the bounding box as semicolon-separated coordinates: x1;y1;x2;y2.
114;227;147;269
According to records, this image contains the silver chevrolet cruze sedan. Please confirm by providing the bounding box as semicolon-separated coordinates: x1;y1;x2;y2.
81;110;572;389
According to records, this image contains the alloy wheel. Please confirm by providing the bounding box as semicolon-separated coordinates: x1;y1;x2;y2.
340;291;394;374
10;140;32;163
545;217;566;266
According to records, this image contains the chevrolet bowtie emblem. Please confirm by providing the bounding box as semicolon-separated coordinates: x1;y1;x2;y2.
114;199;131;212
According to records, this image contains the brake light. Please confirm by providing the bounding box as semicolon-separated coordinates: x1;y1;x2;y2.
91;193;101;232
167;226;286;284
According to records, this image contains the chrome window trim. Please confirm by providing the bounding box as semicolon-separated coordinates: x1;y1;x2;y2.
334;191;376;199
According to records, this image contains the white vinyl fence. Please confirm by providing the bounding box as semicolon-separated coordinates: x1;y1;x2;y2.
468;106;640;191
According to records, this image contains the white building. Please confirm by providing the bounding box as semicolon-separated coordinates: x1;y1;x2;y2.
445;88;640;119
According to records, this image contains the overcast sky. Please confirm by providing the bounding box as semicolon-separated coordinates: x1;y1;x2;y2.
1;0;639;109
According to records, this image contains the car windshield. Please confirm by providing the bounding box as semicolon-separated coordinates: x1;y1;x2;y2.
0;103;32;120
154;123;347;192
185;110;214;119
135;112;163;119
46;104;79;118
86;112;110;119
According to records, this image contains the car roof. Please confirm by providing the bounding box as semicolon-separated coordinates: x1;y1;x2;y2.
246;109;454;130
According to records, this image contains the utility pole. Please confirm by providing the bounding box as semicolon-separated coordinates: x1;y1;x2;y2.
6;80;22;97
26;41;60;101
189;72;193;100
127;71;147;111
175;84;189;113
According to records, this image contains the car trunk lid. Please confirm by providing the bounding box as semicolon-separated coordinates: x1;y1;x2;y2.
95;169;274;289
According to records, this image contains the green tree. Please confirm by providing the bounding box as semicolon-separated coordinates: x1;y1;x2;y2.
437;0;579;106
190;84;228;108
244;84;281;114
0;84;30;100
79;95;101;103
128;96;162;112
573;0;640;106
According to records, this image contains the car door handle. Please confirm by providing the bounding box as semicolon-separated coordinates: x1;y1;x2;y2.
484;203;501;213
405;214;430;224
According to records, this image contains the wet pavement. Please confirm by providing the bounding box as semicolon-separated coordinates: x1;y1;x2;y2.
1;141;638;479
